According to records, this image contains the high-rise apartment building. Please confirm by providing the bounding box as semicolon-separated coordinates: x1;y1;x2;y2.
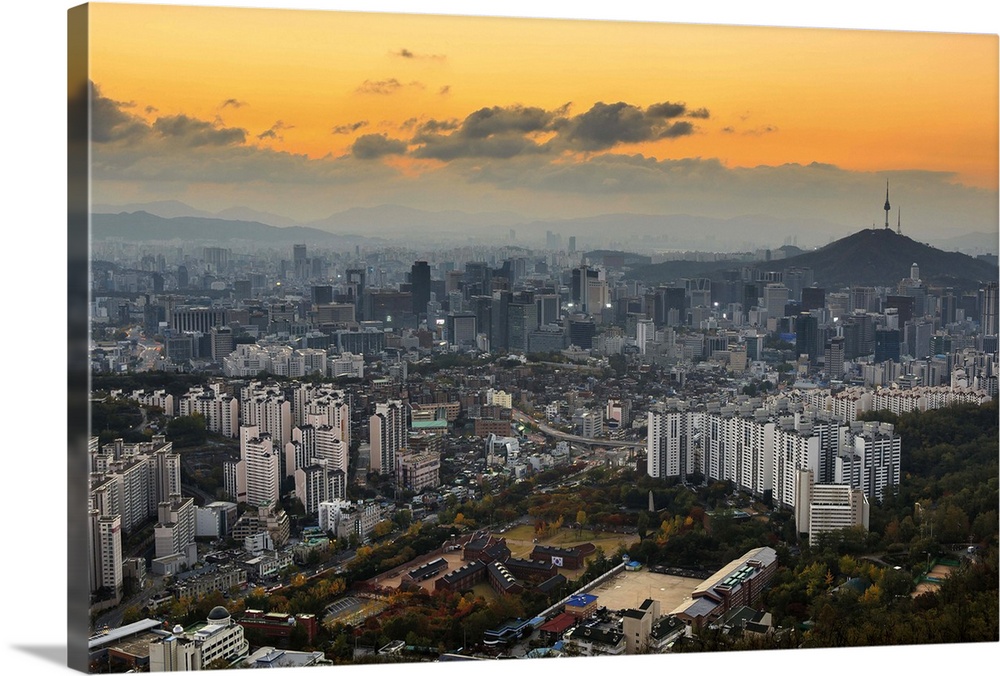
240;383;293;471
234;426;280;508
89;511;123;597
370;400;406;475
179;384;239;438
647;404;692;479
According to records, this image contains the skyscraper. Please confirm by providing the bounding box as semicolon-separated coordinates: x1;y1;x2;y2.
411;260;431;315
982;281;998;336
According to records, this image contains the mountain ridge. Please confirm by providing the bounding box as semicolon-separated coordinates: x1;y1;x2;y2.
626;228;997;292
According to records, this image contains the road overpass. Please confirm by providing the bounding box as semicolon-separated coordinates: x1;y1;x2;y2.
511;409;646;449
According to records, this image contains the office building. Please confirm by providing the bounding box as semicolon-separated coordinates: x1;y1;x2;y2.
410;261;431;315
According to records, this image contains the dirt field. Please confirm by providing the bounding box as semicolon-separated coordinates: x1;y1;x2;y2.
502;524;639;579
912;563;956;597
586;569;701;613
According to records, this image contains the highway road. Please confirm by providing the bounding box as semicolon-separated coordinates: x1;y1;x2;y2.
511;409;645;448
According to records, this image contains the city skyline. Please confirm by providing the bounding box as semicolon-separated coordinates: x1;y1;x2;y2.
85;2;998;244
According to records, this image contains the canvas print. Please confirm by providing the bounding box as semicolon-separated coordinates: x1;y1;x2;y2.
68;2;999;673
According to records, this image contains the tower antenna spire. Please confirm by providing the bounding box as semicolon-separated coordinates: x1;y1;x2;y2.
884;180;891;229
897;208;901;235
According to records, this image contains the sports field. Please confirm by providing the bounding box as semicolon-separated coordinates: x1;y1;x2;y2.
324;595;389;626
587;569;701;613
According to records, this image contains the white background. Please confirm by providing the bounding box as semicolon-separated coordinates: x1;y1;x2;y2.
2;2;997;675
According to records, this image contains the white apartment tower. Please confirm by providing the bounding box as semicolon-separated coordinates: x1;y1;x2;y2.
241;383;292;447
849;421;901;501
235;426;280;508
89;511;123;596
293;383;351;446
795;469;870;542
154;495;197;565
315;424;348;474
178;385;239;438
370;400;406;475
284;424;315;480
647;404;692;479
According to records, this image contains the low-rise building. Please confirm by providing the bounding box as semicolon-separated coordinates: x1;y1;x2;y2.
149;606;249;672
237;610;319;644
172;564;247;601
563;625;625;656
671;547;778;629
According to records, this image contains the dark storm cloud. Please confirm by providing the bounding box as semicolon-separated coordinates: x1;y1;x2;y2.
90;82;149;143
687;107;710;119
646;101;687;118
221;98;247;109
332;121;369;134
351;133;409;159
152;114;247;147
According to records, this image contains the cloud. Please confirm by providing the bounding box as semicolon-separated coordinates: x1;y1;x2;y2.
688;107;710;119
90;82;149;143
722;124;779;136
646;101;687;119
417;118;460;133
392;47;446;60
355;78;428;94
406;99;703;160
439;85;451;95
152;115;247;147
659;121;694;138
461;105;555;138
351;133;409;159
410;105;559;160
744;125;778;136
560;101;698;151
356;78;404;95
332;121;369;134
221;98;247;109
257;120;294;142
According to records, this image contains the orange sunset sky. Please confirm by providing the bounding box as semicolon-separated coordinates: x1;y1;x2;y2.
82;1;999;242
